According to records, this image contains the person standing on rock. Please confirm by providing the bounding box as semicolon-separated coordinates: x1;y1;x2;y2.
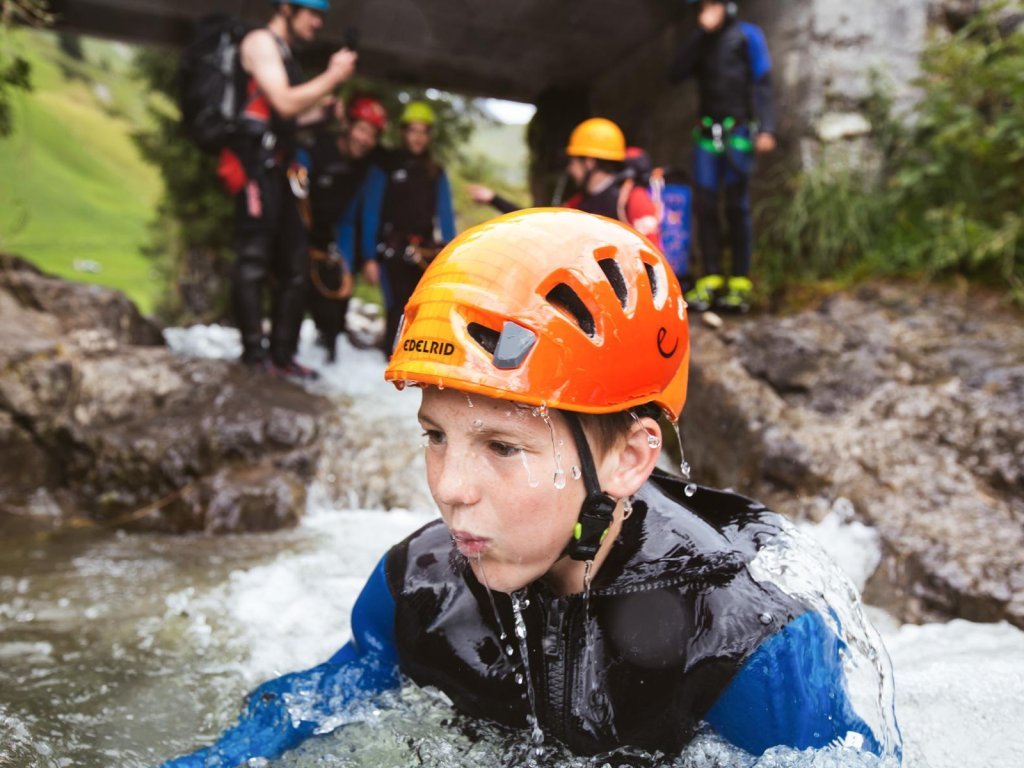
223;0;356;379
668;0;776;313
159;208;901;767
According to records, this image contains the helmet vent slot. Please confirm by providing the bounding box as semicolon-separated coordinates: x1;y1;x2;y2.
467;322;500;354
597;258;629;308
546;283;596;337
643;262;659;299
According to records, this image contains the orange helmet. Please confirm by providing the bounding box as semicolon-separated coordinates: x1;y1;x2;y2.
384;208;689;421
566;118;627;162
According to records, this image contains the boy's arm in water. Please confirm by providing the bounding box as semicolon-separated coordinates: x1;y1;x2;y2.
705;610;888;757
158;557;399;767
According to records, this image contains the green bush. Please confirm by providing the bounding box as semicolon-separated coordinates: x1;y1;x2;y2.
757;2;1024;306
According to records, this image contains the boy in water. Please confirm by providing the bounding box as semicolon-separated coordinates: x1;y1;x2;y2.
161;209;900;765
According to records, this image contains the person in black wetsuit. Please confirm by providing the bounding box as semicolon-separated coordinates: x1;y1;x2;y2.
668;0;776;312
302;96;387;362
224;0;355;379
358;100;456;355
159;209;902;767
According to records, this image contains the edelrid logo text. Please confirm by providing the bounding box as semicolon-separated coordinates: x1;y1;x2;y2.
403;338;456;356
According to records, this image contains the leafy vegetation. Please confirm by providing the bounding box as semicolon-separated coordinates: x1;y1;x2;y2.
0;27;163;312
757;3;1024;307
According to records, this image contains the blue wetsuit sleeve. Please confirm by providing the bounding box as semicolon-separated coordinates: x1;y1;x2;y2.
740;22;776;134
436;170;456;244
336;191;360;271
360;165;387;262
704;610;883;756
159;556;399;768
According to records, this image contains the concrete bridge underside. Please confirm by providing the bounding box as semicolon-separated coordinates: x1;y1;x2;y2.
49;0;680;104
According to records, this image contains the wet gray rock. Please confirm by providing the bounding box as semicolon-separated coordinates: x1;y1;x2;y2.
0;256;332;533
684;283;1024;629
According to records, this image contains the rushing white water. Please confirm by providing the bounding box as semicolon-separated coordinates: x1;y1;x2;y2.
1;321;1022;768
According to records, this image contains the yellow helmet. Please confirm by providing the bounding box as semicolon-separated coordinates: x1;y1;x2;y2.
384;208;689;421
400;100;437;126
566;117;627;162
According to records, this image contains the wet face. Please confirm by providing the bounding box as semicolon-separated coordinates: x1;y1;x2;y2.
402;121;432;155
290;7;325;43
418;387;589;594
347;120;379;159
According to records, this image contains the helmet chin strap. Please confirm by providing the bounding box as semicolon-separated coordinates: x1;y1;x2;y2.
561;412;617;561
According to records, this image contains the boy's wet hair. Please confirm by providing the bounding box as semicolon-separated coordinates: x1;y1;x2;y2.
576;403;662;456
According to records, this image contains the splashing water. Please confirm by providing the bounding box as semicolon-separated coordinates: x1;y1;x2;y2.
475;556;507;643
541;415;566;490
510;592;545;751
519;451;540;488
630;411;662;448
672;421;691;479
748;520;902;756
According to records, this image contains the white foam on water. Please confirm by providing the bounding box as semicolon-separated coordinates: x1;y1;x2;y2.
882;619;1024;768
797;511;881;593
163;323;243;360
223;506;433;684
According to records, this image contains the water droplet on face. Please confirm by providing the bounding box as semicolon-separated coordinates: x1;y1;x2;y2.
520;452;540;488
759;612;773;625
471;418;483;429
553;469;566;489
437;380;445;391
684;483;697;497
465;394;474;408
570;465;581;480
681;460;691;479
647;434;662;448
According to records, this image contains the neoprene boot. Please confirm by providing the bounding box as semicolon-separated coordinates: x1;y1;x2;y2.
716;276;753;313
684;274;724;313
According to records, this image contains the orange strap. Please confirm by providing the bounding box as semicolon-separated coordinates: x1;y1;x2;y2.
309;248;353;300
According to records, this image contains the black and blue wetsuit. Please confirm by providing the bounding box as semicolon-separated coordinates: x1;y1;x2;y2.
297;133;375;359
668;16;774;279
160;470;896;766
358;151;456;353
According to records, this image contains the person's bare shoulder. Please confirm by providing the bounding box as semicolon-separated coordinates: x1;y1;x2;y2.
239;28;278;73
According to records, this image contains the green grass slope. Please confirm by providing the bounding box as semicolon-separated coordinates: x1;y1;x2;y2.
0;31;162;314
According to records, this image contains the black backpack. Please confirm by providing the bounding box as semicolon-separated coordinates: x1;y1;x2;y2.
178;14;253;153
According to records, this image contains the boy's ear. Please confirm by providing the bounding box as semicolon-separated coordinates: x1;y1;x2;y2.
600;418;662;499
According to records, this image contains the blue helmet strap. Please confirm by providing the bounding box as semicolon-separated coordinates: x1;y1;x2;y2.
562;412;617;562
